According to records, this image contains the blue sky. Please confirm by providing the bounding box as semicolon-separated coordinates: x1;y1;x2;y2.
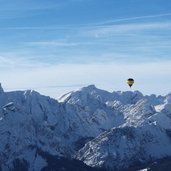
0;0;171;98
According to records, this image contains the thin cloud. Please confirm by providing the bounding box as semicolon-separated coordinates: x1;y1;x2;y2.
27;41;78;47
1;12;171;30
97;13;171;25
84;22;171;37
0;53;50;70
0;26;73;31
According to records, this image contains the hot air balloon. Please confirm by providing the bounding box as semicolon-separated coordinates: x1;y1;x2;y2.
127;78;134;88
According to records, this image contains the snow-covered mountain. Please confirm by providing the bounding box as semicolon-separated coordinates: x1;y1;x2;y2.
0;84;171;171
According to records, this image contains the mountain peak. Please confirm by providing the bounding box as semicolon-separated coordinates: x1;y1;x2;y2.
165;93;171;104
81;84;96;91
0;83;4;93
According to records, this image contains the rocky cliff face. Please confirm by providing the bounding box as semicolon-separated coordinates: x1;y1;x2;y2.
0;85;171;170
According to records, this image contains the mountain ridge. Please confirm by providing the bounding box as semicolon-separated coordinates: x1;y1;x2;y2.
0;84;171;171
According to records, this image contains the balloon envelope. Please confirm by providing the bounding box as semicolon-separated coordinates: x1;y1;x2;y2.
127;78;134;87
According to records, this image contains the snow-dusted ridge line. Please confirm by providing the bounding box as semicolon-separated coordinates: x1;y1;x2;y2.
0;84;171;171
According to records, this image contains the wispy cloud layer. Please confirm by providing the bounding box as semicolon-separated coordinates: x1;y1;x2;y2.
83;22;171;38
27;41;78;47
97;13;171;25
1;59;171;98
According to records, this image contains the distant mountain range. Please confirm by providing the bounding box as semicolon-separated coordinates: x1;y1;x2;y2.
0;84;171;171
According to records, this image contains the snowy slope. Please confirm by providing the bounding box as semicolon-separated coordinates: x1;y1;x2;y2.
0;84;171;170
75;87;171;170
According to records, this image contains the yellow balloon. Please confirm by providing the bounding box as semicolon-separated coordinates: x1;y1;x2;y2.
127;78;134;87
